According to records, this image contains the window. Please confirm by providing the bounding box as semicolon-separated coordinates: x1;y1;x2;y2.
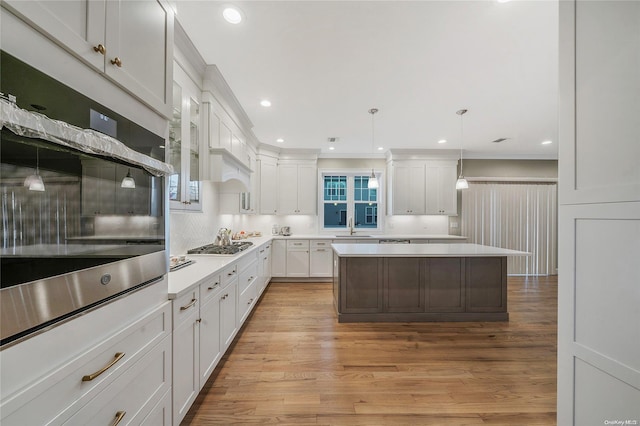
321;172;381;231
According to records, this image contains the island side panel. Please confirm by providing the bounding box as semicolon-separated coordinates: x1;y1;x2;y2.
384;258;425;313
465;256;507;313
426;258;465;313
339;257;383;313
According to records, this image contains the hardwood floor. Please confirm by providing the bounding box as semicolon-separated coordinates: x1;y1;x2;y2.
183;276;557;425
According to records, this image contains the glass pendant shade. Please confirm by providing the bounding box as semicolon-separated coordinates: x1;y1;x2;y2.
455;177;469;190
24;147;45;191
368;169;379;189
121;169;136;188
24;173;45;191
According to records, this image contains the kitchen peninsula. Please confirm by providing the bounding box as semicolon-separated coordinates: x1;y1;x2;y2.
332;243;529;322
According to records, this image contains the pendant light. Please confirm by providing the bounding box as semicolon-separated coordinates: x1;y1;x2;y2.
24;147;45;192
367;108;379;189
455;108;469;190
121;168;136;188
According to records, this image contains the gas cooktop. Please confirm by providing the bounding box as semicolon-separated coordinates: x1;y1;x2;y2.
187;241;253;255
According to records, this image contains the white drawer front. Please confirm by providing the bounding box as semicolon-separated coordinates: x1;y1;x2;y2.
1;302;171;426
237;280;257;325
63;334;171;426
220;263;238;288
172;288;199;329
310;240;332;248
287;240;309;250
199;274;222;306
236;249;258;273
238;261;258;295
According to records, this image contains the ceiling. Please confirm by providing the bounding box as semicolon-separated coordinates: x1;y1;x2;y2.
175;0;559;159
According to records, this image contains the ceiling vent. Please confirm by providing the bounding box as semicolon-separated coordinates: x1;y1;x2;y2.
492;137;509;143
327;137;339;143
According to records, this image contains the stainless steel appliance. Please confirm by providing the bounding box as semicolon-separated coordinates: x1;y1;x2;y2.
188;241;253;255
0;51;171;348
280;226;291;236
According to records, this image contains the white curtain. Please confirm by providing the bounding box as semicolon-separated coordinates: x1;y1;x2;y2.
461;182;557;276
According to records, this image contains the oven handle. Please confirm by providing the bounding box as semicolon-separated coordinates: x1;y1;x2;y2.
82;352;125;381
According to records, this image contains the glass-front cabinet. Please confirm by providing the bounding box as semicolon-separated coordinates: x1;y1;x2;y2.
169;79;201;211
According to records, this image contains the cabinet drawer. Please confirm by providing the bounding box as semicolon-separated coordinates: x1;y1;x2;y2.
311;240;332;248
236;249;258;273
199;274;222;306
172;288;199;329
63;334;171;425
238;280;257;325
287;240;309;250
0;302;171;426
238;261;258;295
221;263;238;288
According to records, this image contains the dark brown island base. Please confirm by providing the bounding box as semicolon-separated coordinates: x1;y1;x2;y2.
331;243;529;322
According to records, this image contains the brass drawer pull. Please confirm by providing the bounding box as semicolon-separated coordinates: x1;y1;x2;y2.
110;57;122;67
82;352;125;381
113;411;126;426
180;298;197;311
207;283;219;290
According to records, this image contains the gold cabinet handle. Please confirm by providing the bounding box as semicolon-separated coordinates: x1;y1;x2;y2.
112;411;126;426
93;44;106;55
110;57;122;67
180;298;197;311
82;352;125;381
207;283;219;290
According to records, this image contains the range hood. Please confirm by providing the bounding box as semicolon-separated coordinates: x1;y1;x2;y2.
208;148;252;191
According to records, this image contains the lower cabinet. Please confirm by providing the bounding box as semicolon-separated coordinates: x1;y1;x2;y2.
271;239;287;277
271;239;334;279
310;240;333;278
286;240;309;277
0;281;171;426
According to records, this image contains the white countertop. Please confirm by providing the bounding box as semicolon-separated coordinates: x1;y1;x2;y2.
270;234;466;240
168;236;272;298
332;243;529;257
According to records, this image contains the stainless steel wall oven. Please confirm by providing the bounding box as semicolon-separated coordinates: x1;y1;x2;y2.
0;51;170;347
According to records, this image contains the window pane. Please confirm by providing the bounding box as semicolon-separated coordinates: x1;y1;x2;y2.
354;176;377;202
323;176;346;201
324;203;347;228
355;203;378;228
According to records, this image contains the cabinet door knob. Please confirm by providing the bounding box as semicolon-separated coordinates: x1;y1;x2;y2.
110;57;122;67
93;44;106;55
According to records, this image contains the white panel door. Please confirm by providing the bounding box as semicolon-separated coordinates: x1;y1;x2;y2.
260;161;278;214
296;164;317;214
558;1;640;424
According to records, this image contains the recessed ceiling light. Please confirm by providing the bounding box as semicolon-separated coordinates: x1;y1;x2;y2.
438;139;447;144
377;147;384;151
276;138;284;143
260;100;271;107
328;146;335;150
541;140;553;145
223;7;242;24
497;0;511;3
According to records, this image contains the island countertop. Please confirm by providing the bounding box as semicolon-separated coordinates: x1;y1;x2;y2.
331;243;529;257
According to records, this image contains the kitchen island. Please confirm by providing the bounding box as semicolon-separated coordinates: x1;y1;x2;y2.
331;243;528;322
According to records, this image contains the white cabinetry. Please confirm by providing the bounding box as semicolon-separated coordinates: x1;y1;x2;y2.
0;280;171;426
257;242;272;293
172;288;200;425
219;264;238;351
3;0;173;117
389;158;458;216
271;239;287;277
198;275;222;389
277;163;317;214
391;162;426;215
425;161;458;215
259;158;278;214
286;240;310;278
237;252;259;325
169;69;202;211
309;240;333;277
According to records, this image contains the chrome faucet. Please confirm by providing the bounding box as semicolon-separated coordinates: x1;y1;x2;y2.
348;217;355;235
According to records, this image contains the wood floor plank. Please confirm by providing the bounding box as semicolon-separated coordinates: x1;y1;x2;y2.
183;276;557;425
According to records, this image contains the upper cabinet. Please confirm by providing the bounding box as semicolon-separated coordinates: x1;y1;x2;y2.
3;0;174;117
425;161;457;215
390;162;426;215
169;74;202;211
277;162;317;215
388;157;458;216
259;157;278;215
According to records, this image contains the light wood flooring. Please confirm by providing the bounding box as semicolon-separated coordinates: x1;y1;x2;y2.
183;276;557;425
